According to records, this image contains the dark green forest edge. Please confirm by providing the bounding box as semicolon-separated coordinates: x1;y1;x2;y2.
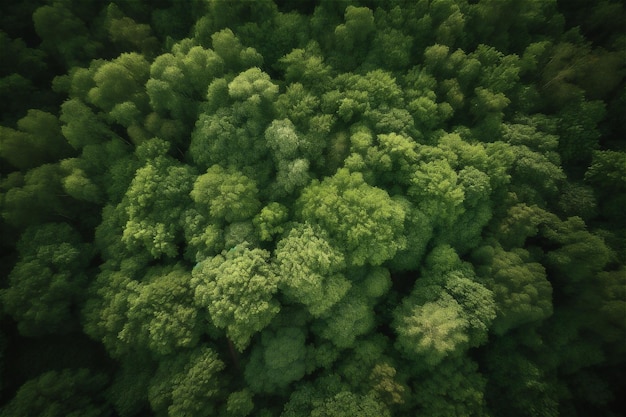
0;0;625;415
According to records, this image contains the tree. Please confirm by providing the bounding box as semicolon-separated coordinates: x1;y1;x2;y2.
394;245;496;366
60;158;102;203
394;294;469;367
438;166;493;252
411;356;489;417
0;31;49;124
310;391;391;417
387;197;433;272
557;98;606;169
344;129;419;189
281;375;391;417
297;168;406;266
32;2;101;67
507;144;566;205
190;164;261;224
81;266;142;358
277;43;333;90
541;216;612;290
333;334;406;405
121;142;196;259
366;28;413;71
244;326;307;393
87;52;150;115
264;119;314;196
211;28;263;72
0;163;69;229
0;110;73;170
192;244;279;351
253;202;289;242
119;265;201;356
0;369;110;417
148;346;225;417
190;67;277;175
312;286;376;349
224;389;255;417
0;223;91;336
408;158;465;229
107;354;155;417
275;223;350;317
585;150;626;222
59;98;119;150
103;3;159;55
332;6;376;70
482;336;560;417
475;244;553;335
147;42;224;133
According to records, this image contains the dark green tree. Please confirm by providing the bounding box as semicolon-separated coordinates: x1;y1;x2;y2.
1;223;92;336
0;369;110;417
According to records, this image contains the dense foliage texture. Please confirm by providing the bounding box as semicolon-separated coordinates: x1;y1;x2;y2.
1;0;625;416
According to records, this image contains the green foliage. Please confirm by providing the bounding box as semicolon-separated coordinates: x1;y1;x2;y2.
309;391;391;417
297;168;406;266
0;369;110;417
211;28;264;70
121;143;196;258
87;53;150;115
584;150;626;220
408;159;465;228
411;356;489;417
148;346;224;417
277;43;332;89
32;2;101;67
275;223;350;317
103;3;159;56
540;215;613;297
253;202;289;241
192;244;279;351
395;296;469;366
107;355;154;417
483;337;560;417
1;223;91;336
0;110;73;170
245;326;307;393
225;389;255;417
312;286;376;349
282;375;391;417
476;245;553;335
81;267;142;358
1;1;624;416
120;265;201;356
60;158;102;203
191;164;261;223
59;98;118;149
0;164;66;228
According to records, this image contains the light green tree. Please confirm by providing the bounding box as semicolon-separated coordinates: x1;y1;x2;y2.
275;223;350;317
119;265;201;356
297;168;406;266
190;164;261;224
192;244;279;351
148;346;225;417
121;139;196;258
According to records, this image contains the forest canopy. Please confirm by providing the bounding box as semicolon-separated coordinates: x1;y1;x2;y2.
0;0;625;416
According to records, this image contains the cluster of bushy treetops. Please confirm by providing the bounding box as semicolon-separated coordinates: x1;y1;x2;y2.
1;0;625;416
